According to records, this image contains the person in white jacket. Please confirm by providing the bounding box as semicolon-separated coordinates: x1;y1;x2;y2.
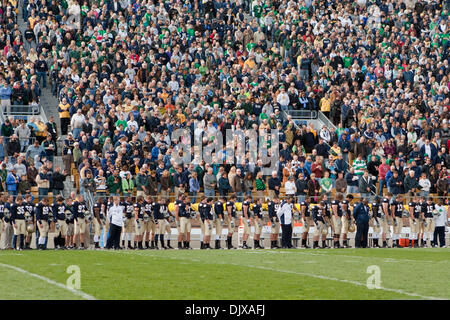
418;173;431;197
284;176;297;196
70;109;85;139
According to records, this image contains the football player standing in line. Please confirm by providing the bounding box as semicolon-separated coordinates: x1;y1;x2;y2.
379;194;391;247
370;197;382;248
225;194;237;249
300;197;312;248
134;197;146;249
213;197;225;249
418;196;427;247
52;196;68;249
422;197;436;248
154;197;169;249
73;195;88;250
321;198;331;249
121;196;135;249
331;193;344;248
65;197;75;249
2;195;14;249
198;197;206;249
11;195;27;250
93;198;106;249
142;195;154;249
340;194;353;248
241;196;252;249
23;194;35;249
408;195;421;248
133;196;145;249
201;197;214;249
390;194;405;248
268;195;280;249
312;201;327;249
35;198;51;250
175;194;192;249
160;198;173;249
252;197;264;249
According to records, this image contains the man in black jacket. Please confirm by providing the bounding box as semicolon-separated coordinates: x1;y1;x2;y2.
314;138;330;158
34;55;48;88
52;166;68;196
6;134;21;156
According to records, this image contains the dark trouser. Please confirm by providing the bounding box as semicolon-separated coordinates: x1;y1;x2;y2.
355;222;369;248
61;118;70;135
433;226;446;247
38;188;48;201
106;224;122;249
281;224;292;248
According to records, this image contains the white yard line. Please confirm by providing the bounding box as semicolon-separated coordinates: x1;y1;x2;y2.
107;251;448;300
0;262;97;300
248;249;446;264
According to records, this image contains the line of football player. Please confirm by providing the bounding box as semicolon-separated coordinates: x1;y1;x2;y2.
0;192;442;250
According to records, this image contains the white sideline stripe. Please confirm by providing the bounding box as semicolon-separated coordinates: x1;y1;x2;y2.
246;249;446;264
109;251;448;300
0;263;97;300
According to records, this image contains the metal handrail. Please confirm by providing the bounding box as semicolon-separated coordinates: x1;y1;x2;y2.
284;109;318;119
318;110;337;131
1;104;41;116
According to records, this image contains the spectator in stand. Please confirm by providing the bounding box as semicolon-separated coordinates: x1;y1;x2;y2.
52;166;68;197
36;166;51;201
14;121;31;152
268;171;281;198
6;168;19;196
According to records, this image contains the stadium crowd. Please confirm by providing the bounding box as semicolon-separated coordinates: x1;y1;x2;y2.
0;0;449;249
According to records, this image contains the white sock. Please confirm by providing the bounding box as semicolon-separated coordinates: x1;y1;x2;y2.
38;237;45;245
127;233;133;241
216;235;220;240
94;235;99;242
372;233;379;239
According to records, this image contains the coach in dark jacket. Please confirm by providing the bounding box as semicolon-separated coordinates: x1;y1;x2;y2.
353;198;370;248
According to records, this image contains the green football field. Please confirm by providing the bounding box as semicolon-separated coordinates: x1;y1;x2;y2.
0;248;449;300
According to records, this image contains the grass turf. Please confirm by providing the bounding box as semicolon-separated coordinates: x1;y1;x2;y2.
0;248;449;300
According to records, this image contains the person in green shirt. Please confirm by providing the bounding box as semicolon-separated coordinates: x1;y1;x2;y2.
320;171;333;197
255;171;266;201
135;170;149;197
343;55;353;68
115;114;128;129
107;169;122;196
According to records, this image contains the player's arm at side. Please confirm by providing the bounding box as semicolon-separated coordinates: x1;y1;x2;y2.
332;202;339;218
409;203;415;220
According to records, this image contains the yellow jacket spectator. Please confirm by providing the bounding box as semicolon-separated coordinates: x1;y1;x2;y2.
122;173;134;196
